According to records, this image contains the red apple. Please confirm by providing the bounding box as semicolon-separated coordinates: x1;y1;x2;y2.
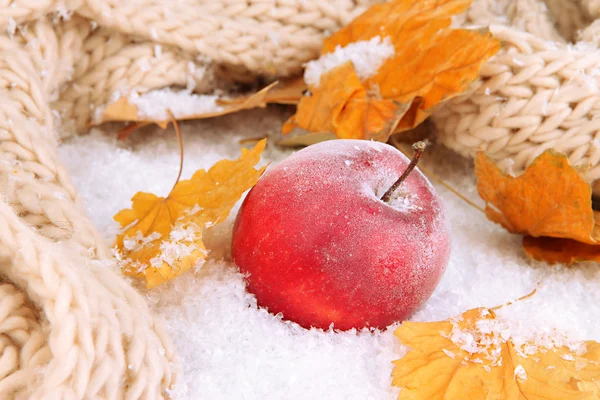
231;139;450;330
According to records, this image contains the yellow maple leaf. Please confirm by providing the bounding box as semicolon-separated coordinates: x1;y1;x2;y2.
114;139;267;288
393;308;600;399
284;0;501;141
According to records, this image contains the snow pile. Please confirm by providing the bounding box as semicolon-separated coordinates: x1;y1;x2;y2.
116;218;206;275
446;308;587;368
59;108;600;399
151;221;206;269
129;89;223;120
304;36;394;87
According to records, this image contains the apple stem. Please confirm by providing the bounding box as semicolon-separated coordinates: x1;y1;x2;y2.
381;141;426;203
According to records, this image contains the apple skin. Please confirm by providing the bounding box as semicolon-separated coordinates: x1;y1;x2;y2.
231;139;450;330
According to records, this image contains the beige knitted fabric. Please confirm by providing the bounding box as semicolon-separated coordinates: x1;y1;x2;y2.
3;0;600;398
0;0;377;398
435;0;600;184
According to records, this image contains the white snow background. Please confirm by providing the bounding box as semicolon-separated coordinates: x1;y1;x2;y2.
59;107;600;399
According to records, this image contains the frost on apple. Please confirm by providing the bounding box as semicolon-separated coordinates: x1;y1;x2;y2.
373;185;422;213
232;139;451;330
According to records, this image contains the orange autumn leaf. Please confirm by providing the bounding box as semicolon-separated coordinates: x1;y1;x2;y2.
283;62;358;135
522;236;600;265
333;87;408;142
114;139;267;288
475;150;600;265
393;307;600;399
285;0;500;141
475;150;598;244
322;0;471;52
282;62;402;139
371;28;501;109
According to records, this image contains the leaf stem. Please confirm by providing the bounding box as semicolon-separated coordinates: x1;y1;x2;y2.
381;141;426;203
490;287;538;311
167;110;184;193
391;139;485;214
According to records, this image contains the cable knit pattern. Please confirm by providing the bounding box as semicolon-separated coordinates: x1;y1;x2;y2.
0;0;380;397
3;0;600;397
435;0;600;184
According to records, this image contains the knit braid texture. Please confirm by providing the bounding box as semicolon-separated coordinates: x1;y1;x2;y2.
0;0;598;398
0;0;376;398
435;0;600;185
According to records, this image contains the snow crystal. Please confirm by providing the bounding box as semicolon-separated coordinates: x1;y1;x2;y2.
150;240;201;269
59;107;600;399
7;18;16;39
447;308;588;369
442;349;456;359
149;221;207;269
514;365;527;381
170;224;201;242
123;231;162;251
382;189;422;213
128;89;223;120
53;6;73;23
154;44;162;58
303;36;394;87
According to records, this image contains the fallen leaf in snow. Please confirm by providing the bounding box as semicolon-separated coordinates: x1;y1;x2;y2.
221;77;306;106
114;139;267;288
475;150;598;242
284;0;501;141
276;132;337;148
321;0;472;53
100;81;279;128
282;62;402;140
475;149;600;264
522;235;600;264
393;307;600;399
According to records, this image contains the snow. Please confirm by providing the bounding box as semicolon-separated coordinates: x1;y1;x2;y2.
373;185;422;213
59;107;600;399
53;6;73;23
149;221;206;269
7;18;16;39
446;307;587;368
514;364;527;381
129;89;223;120
303;36;394;87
